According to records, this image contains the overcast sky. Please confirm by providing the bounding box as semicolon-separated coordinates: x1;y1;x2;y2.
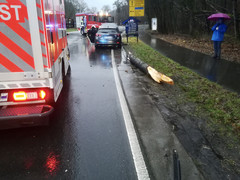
85;0;115;10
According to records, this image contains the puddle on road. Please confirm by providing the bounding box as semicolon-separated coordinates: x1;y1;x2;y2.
84;37;122;68
139;32;240;94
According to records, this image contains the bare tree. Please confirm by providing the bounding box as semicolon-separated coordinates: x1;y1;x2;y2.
145;0;240;39
64;0;88;19
102;5;111;12
113;0;128;25
232;0;240;39
77;0;88;13
87;7;98;14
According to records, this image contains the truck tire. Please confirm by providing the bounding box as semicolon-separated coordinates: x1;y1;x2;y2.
62;59;65;82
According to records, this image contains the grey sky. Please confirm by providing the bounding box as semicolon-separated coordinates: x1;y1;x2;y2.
85;0;116;11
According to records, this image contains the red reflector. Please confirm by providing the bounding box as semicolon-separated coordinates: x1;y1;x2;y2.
39;90;46;100
13;92;27;101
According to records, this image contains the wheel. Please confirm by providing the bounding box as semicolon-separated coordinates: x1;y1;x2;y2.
67;65;71;75
62;59;65;82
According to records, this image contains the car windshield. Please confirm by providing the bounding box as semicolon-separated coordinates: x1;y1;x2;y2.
98;28;118;34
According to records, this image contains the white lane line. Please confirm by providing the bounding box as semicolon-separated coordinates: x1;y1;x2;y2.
111;49;150;180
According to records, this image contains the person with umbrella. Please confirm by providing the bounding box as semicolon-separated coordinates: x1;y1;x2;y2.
208;13;230;60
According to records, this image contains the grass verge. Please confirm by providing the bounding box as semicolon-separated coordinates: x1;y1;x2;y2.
124;37;240;140
67;28;77;32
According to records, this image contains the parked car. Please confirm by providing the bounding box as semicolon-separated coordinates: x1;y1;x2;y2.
95;23;122;48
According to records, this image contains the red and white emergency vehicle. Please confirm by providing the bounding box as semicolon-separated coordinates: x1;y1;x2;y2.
75;12;114;34
0;0;70;128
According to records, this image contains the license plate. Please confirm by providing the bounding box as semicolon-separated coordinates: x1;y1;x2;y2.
27;92;38;100
105;36;112;39
0;93;8;102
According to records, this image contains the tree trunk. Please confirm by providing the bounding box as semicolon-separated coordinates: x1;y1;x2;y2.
233;0;240;39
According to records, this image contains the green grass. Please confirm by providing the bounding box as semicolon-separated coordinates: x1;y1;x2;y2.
124;37;240;139
67;28;77;32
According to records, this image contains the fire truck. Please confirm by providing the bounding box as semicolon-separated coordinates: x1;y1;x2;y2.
75;12;114;34
0;0;70;128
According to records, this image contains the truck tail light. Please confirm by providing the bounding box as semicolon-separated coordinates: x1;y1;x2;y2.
39;90;46;100
12;89;47;102
13;92;27;101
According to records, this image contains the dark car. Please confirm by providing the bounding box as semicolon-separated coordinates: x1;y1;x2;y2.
95;24;122;48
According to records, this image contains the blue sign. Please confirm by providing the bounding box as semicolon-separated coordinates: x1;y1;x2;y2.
122;17;140;40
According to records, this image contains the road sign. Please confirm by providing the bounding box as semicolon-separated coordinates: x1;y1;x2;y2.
123;17;140;42
152;18;157;31
129;0;144;17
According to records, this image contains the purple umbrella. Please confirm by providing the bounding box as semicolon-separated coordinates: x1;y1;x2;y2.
207;13;231;21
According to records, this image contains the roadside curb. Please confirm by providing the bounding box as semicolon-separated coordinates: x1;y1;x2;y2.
119;46;205;180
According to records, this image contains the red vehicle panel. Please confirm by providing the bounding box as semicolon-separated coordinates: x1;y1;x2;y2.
75;13;114;33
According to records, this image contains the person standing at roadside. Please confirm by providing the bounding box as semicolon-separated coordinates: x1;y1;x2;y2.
88;25;97;43
211;18;227;60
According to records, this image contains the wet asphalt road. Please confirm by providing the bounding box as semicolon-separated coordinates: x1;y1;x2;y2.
0;32;137;180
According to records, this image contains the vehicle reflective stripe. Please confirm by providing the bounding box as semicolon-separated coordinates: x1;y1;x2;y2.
19;18;30;31
0;43;35;72
20;0;26;6
38;16;42;21
0;0;34;72
0;32;35;69
0;54;23;72
36;2;41;9
0;64;9;73
39;0;50;68
4;0;31;45
1;23;33;57
39;30;44;34
42;56;48;67
41;45;46;55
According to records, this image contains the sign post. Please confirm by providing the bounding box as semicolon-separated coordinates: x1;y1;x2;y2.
125;0;143;43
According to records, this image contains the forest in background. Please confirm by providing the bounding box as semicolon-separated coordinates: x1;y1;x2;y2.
112;0;240;39
64;0;240;39
145;0;240;39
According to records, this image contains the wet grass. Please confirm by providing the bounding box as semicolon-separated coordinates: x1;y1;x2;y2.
124;37;240;140
67;28;77;32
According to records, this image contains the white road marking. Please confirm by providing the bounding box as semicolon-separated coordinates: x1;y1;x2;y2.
111;49;150;180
